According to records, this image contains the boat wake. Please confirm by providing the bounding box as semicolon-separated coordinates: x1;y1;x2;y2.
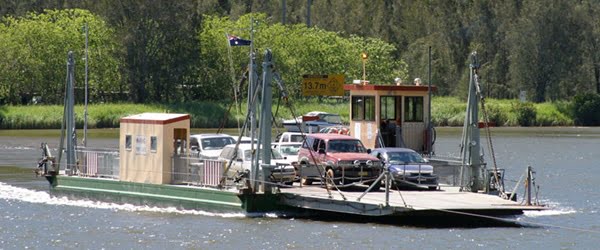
0;182;257;218
522;201;576;217
0;145;35;150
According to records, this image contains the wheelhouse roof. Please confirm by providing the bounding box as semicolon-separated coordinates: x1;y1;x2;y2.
120;113;189;125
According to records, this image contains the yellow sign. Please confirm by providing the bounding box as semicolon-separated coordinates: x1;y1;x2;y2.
301;74;345;96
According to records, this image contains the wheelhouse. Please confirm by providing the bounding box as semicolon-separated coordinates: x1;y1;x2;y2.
344;84;435;154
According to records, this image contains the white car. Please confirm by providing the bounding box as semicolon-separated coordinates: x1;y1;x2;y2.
189;134;236;160
282;111;343;133
218;144;296;185
274;132;305;143
272;142;302;166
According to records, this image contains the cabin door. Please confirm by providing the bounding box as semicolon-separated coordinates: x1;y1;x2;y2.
172;128;188;183
379;96;404;148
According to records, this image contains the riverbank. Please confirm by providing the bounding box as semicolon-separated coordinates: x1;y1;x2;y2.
0;97;575;129
4;126;600;140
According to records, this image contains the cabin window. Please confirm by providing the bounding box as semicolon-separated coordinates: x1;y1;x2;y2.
404;96;424;122
380;96;396;120
125;135;132;150
150;136;157;152
351;95;375;121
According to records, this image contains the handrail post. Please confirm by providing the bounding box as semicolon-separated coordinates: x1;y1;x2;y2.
385;166;390;206
526;165;532;206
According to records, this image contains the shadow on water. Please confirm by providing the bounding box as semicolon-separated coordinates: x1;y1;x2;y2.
269;208;532;228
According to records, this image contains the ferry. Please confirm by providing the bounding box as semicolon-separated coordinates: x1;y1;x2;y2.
36;50;546;226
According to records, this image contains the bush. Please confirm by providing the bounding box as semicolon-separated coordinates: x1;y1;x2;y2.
513;102;537;126
482;104;507;126
572;93;600;126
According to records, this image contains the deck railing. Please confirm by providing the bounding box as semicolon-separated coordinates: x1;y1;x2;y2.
171;156;228;187
75;147;120;179
429;157;464;186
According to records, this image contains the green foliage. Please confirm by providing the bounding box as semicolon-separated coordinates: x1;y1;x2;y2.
482;104;507;127
513;102;537;127
1;2;600;106
572;93;600;126
431;97;466;126
535;102;573;126
0;9;121;105
198;13;408;99
0;96;583;129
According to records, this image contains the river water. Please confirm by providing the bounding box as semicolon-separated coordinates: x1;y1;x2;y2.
1;128;599;249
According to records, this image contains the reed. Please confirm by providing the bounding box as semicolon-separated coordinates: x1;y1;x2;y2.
0;97;575;129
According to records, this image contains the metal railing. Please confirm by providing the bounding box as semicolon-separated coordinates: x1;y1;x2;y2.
75;147;120;179
428;157;463;186
171;156;229;187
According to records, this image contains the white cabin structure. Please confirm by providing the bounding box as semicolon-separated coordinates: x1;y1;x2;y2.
119;113;190;184
344;84;435;153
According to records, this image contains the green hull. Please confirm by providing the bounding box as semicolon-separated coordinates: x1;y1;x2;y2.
52;176;287;213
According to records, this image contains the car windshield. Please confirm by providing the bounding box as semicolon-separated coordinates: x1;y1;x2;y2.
243;148;284;161
387;151;426;164
279;144;300;155
201;137;235;150
327;139;366;153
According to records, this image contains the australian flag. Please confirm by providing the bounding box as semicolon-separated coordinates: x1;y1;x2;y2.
227;34;252;46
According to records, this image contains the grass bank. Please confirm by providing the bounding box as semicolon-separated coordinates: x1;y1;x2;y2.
0;97;574;129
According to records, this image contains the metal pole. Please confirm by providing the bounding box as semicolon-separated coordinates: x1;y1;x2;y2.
385;168;390;206
362;59;366;82
306;0;312;27
66;51;77;174
427;46;432;155
83;23;89;147
282;0;286;25
526;166;532;205
257;50;274;192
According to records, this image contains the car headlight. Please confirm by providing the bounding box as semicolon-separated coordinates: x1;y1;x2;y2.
366;160;373;166
353;160;360;166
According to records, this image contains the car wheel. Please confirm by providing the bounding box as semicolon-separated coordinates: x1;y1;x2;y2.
301;177;313;185
428;186;438;191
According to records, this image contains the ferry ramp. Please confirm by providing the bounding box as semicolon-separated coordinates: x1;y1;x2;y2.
278;185;547;218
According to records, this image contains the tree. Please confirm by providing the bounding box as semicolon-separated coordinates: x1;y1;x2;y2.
0;9;120;105
198;13;407;100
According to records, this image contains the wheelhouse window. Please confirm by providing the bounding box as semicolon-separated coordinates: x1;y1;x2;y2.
125;135;132;150
380;96;396;120
150;136;157;152
351;95;375;121
404;96;424;122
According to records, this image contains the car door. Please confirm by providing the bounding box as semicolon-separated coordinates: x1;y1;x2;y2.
317;139;327;165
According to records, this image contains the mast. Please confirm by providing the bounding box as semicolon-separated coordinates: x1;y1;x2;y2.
459;52;484;192
247;18;258;141
427;46;433;156
57;51;78;175
251;50;275;191
83;23;89;147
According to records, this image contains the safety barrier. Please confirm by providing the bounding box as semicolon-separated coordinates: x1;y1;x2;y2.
75;147;120;179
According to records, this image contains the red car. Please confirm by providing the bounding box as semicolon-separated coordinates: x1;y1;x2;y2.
297;133;382;190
